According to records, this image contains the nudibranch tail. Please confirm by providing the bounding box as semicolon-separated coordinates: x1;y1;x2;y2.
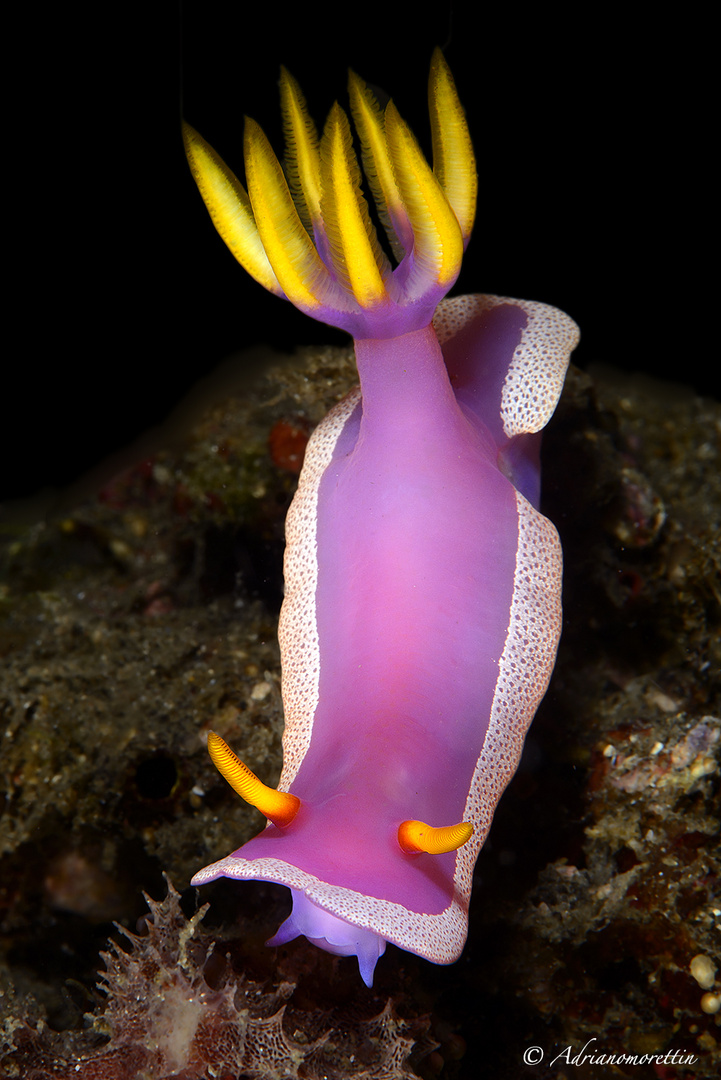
206;732;300;828
398;819;474;855
183;48;476;339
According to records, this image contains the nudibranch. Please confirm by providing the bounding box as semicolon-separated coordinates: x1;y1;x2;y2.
184;51;579;986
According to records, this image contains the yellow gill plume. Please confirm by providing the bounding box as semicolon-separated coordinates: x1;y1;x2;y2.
428;48;477;249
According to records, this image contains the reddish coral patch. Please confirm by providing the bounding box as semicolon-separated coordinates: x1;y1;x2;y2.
269;419;310;474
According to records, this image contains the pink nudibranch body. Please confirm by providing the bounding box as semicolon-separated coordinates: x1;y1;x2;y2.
184;52;579;986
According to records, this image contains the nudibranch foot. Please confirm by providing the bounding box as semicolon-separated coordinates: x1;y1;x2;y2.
267;890;386;988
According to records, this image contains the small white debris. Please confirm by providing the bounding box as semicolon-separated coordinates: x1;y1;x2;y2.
689;954;717;990
250;681;272;702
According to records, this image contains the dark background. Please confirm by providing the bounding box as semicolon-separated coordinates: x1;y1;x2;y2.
3;3;711;505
